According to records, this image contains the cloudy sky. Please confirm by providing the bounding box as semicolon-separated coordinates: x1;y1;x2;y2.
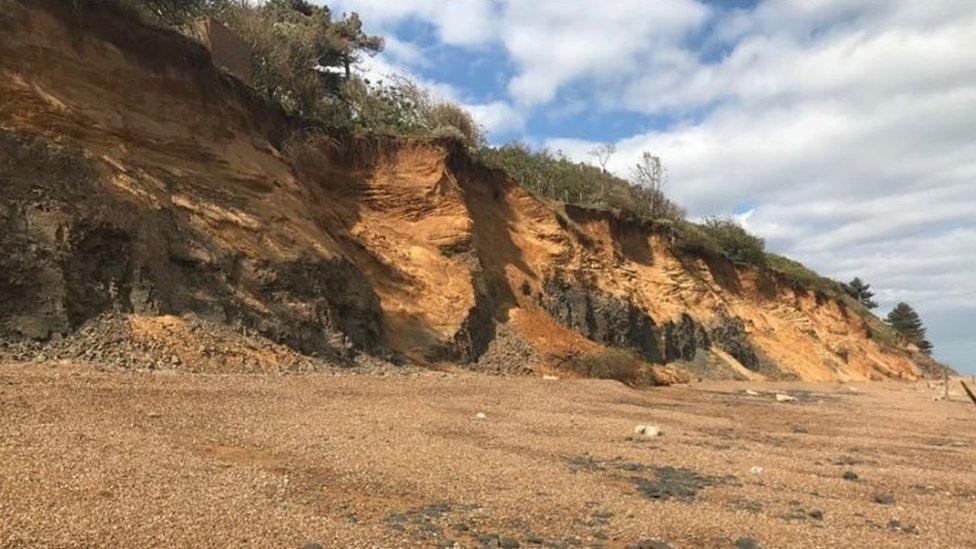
328;0;976;372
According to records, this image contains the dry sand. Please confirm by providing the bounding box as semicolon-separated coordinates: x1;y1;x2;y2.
1;363;974;548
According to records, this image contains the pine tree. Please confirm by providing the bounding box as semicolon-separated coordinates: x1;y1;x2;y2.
325;12;384;80
885;302;932;354
844;277;878;309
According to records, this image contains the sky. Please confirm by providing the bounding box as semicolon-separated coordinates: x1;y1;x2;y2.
326;0;976;373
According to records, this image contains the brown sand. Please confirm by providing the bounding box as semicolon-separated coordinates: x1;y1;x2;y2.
1;363;974;548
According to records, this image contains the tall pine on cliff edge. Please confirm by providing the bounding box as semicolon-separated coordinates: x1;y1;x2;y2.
844;277;878;309
886;302;933;354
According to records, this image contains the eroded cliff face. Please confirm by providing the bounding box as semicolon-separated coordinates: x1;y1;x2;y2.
0;4;927;381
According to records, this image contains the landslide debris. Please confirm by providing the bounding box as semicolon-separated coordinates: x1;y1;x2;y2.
0;313;404;374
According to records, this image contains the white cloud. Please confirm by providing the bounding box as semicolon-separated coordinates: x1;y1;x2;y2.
621;7;976;114
354;49;524;137
464;101;525;136
329;0;497;48
329;0;710;128
381;35;427;67
501;0;709;106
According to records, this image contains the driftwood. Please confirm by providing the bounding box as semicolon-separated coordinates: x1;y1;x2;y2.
961;380;976;408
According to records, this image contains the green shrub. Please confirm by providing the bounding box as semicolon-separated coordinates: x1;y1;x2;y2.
121;0;210;26
765;253;818;284
219;0;340;118
864;311;900;349
341;77;484;147
340;76;428;135
475;142;684;220
699;217;766;266
566;348;660;386
668;218;723;257
425;102;484;148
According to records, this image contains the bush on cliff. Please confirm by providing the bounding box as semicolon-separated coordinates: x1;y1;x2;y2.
698;217;766;266
475;143;684;221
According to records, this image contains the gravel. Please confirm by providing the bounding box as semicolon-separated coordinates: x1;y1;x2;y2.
1;368;974;547
0;313;411;376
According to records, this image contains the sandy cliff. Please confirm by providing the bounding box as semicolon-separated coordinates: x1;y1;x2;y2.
0;3;929;382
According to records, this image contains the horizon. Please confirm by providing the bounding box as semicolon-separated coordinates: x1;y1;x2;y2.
330;0;976;372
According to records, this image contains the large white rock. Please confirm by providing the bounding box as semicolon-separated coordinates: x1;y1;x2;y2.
633;424;662;437
775;393;798;403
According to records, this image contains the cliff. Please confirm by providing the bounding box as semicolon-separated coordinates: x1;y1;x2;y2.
0;3;931;382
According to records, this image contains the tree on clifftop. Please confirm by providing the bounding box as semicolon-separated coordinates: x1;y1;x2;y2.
886;302;933;354
844;277;878;309
630;151;685;220
325;12;384;80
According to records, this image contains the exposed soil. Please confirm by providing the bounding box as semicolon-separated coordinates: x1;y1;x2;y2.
0;2;940;385
2;363;974;547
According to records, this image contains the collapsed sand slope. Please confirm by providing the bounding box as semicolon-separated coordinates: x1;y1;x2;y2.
1;364;974;547
0;3;927;381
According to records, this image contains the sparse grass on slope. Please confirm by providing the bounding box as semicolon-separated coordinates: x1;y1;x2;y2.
565;348;667;386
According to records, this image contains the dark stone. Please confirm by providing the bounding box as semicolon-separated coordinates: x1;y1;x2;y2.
632;466;730;502
479;534;501;547
301;543;323;549
887;519;917;534
539;276;773;376
734;538;763;549
704;315;759;370
540;276;662;362
626;540;673;549
499;538;520;548
842;471;859;481
445;269;497;362
808;509;824;520
874;494;895;505
662;313;709;362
